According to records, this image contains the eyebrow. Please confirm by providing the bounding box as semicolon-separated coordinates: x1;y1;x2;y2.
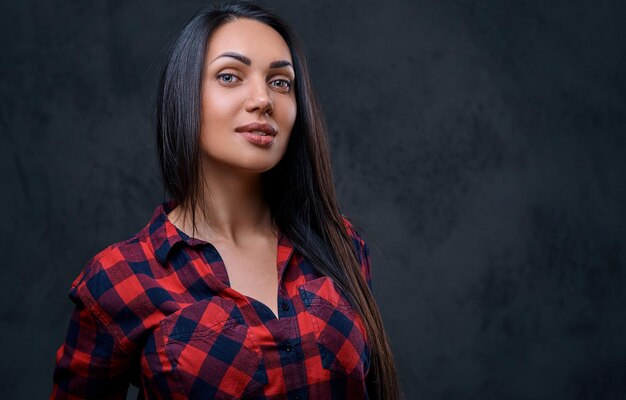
210;51;293;69
269;60;292;69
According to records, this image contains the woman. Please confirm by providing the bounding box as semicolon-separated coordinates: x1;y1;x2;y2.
51;2;400;399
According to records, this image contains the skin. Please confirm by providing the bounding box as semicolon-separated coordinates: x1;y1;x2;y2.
167;18;297;318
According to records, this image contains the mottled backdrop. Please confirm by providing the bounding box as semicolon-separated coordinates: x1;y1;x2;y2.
1;0;625;399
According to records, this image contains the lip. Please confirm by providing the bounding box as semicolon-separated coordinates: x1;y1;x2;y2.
238;131;275;146
235;122;277;136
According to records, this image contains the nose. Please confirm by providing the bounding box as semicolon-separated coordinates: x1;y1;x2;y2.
245;76;273;115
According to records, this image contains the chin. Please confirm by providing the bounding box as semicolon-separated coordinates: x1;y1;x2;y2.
226;156;281;174
202;148;285;173
237;151;286;172
241;162;280;174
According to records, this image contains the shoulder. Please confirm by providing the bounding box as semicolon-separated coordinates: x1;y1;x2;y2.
68;226;157;351
71;226;154;293
341;214;363;240
340;214;367;252
340;214;373;287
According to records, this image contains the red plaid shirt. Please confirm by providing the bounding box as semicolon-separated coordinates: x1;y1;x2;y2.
51;200;373;399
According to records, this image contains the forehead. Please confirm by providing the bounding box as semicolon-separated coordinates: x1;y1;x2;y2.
206;18;292;63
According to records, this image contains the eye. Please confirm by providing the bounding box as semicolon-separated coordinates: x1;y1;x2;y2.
217;73;240;84
270;78;292;92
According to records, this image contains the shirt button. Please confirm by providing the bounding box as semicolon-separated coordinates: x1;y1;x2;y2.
285;344;293;352
281;302;290;311
294;396;301;400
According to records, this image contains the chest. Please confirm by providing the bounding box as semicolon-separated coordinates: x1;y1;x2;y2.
213;241;280;318
138;270;371;398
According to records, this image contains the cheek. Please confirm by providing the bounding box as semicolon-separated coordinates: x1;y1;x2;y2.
280;105;296;154
201;91;239;129
280;98;297;133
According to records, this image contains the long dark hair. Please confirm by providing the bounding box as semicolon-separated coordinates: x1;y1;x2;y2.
155;2;401;398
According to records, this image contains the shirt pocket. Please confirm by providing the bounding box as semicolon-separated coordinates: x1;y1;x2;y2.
298;276;371;381
158;297;268;399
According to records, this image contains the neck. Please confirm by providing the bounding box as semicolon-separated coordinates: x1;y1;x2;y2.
169;159;275;245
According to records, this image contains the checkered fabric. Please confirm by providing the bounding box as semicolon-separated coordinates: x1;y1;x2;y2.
51;200;373;399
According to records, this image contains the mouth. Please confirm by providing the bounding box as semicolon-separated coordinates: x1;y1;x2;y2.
235;122;277;136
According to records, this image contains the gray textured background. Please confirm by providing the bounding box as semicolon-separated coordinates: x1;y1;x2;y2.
1;0;625;399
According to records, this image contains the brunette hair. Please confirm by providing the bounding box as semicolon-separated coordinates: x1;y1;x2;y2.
155;2;400;398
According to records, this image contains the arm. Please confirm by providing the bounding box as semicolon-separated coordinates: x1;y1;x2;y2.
51;297;132;399
51;252;140;400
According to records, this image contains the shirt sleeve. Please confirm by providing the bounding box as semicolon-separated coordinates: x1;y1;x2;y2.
51;293;132;399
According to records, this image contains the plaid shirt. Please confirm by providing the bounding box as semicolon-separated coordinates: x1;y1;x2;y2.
51;200;373;399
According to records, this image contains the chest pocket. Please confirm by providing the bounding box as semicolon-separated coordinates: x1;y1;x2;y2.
298;276;371;381
145;297;268;399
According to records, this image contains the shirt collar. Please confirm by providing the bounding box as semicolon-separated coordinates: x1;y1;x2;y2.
148;200;208;265
147;200;294;269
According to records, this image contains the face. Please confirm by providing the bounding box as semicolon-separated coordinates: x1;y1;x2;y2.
199;18;297;174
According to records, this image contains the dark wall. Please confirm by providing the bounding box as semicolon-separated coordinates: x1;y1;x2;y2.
1;1;625;398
